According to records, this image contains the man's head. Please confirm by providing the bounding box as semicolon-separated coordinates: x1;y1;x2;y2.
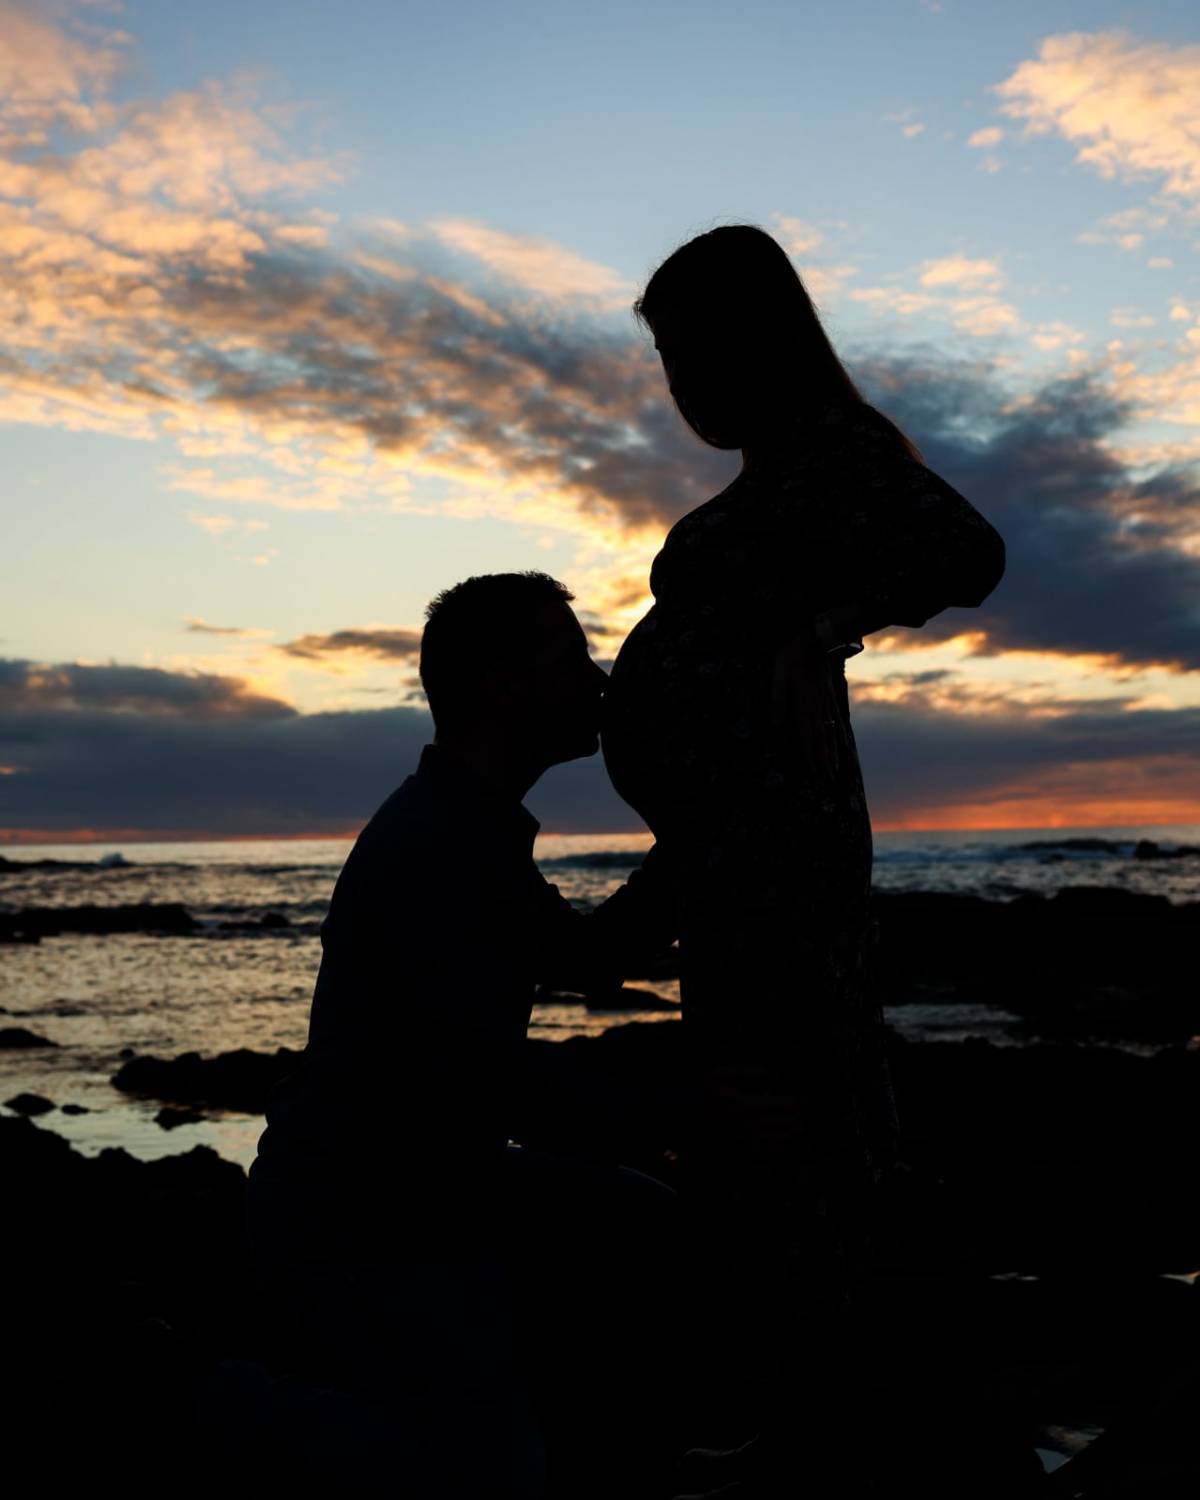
420;572;608;774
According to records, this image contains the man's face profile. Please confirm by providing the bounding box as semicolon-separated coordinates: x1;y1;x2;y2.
518;602;607;766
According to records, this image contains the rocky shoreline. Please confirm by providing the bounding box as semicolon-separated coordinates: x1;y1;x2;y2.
4;880;1198;1493
5;1017;1199;1494
84;1022;1200;1274
4;884;1196;1041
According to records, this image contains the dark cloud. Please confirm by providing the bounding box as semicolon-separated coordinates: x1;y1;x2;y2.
7;208;1198;673
1;659;1195;838
161;246;737;529
183;618;255;637
0;701;429;839
0;660;294;720
278;628;422;662
850;357;1200;671
162;250;1199;672
851;687;1200;821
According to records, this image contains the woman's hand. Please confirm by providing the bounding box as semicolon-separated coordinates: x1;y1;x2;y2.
770;634;848;781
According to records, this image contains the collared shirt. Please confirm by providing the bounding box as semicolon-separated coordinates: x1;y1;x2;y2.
249;744;674;1261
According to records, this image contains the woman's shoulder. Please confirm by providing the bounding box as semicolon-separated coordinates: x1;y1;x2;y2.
662;467;748;545
774;407;925;507
824;402;917;465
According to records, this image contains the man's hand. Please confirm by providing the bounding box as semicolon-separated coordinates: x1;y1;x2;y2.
769;635;848;781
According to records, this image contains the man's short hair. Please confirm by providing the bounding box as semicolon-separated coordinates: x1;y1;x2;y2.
420;571;575;730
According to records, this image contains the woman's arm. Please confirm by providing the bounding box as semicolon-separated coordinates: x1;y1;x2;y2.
766;430;1004;773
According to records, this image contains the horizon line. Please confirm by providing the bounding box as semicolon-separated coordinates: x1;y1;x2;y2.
3;816;1200;849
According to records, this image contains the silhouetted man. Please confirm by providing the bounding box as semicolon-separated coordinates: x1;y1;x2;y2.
246;572;678;1497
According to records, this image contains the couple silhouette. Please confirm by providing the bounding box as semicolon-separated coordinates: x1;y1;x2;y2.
246;224;1008;1497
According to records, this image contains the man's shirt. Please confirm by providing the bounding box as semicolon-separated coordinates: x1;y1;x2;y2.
249;744;673;1261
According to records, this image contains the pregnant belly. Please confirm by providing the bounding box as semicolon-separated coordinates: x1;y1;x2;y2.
600;612;668;829
601;606;759;835
602;606;872;878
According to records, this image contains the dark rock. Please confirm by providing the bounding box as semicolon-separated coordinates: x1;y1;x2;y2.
0;903;198;942
155;1106;206;1130
5;1023;1200;1474
516;1021;1200;1277
0;853;140;871
1134;839;1200;860
113;1046;302;1112
881;1037;1200;1275
868;887;1200;1041
0;1026;58;1048
216;909;294;932
1016;837;1123;853
1052;884;1171;912
60;1103;90;1115
5;1093;55;1116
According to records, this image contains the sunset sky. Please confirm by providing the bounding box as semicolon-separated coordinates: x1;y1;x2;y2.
2;0;1199;839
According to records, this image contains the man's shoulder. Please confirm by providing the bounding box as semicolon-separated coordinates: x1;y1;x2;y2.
347;771;439;872
320;774;438;936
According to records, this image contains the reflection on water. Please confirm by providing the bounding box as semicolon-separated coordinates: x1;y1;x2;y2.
3;824;1197;1166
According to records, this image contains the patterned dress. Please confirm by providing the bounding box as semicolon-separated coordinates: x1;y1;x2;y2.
601;399;1005;1301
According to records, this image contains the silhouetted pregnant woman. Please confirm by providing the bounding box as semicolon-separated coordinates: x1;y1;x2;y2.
600;226;1005;1493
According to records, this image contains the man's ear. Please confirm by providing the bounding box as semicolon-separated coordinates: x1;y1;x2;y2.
487;665;530;713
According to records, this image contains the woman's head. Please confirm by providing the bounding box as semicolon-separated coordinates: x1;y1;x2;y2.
635;224;920;460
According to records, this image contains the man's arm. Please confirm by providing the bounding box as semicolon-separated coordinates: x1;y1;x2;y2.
531;843;680;996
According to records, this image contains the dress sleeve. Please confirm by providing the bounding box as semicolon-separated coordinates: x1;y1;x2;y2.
803;415;1006;639
842;451;1003;632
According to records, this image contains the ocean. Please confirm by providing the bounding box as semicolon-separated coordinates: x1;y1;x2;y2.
2;824;1198;1170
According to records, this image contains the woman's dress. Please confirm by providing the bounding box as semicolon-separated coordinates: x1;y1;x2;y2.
601;399;1005;1312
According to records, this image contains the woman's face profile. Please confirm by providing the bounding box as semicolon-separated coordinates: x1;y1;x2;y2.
652;306;782;450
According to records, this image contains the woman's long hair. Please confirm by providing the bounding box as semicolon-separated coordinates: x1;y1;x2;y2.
634;223;923;463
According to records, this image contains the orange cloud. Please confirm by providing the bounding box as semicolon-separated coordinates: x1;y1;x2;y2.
278;628;422;663
996;31;1200;199
183;616;271;639
0;1;127;147
1;8;1197;692
428;217;628;303
851;261;1019;339
883;107;926;138
0;658;294;718
1030;320;1087;350
876;758;1200;831
918;255;1005;291
769;215;858;304
772;215;825;257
